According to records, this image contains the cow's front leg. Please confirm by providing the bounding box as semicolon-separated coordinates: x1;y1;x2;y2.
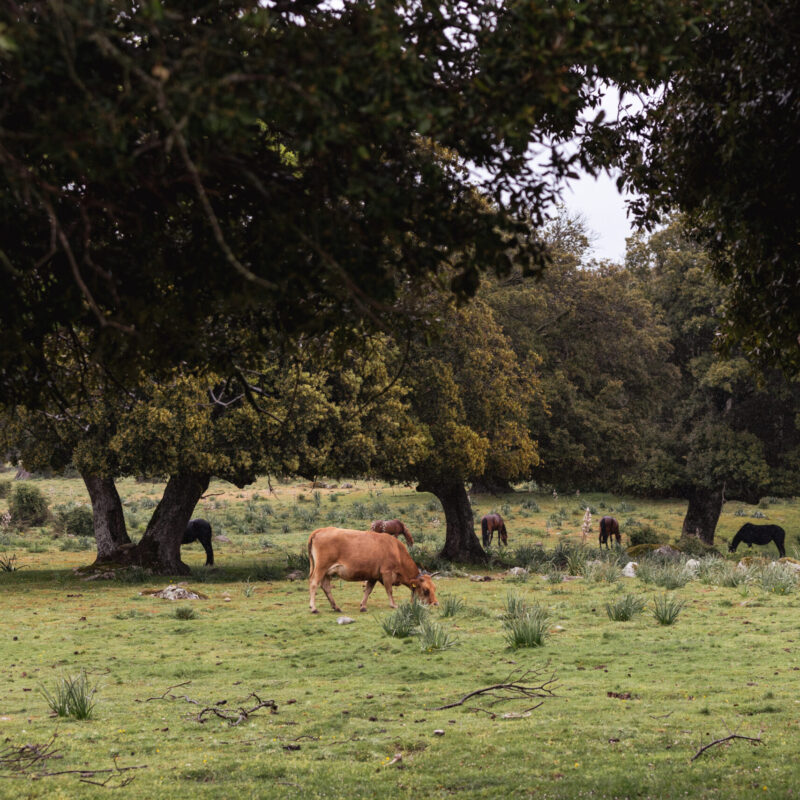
360;580;377;612
381;572;398;608
320;575;342;612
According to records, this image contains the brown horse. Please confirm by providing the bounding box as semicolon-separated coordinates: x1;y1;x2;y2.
370;519;414;547
599;516;620;548
481;513;508;547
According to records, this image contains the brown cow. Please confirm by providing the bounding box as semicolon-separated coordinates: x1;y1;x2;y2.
307;527;437;614
370;519;414;547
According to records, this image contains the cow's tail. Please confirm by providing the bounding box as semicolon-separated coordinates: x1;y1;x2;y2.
307;533;316;577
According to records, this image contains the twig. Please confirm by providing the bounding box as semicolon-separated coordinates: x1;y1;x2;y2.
195;694;277;726
434;667;558;711
141;681;194;702
691;734;762;762
0;733;60;772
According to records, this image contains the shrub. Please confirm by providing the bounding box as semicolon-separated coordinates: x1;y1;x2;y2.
286;550;310;572
418;620;458;652
172;606;198;620
55;505;94;538
40;671;97;720
626;543;661;558
636;562;691;590
9;483;49;526
545;568;564;585
675;536;721;557
758;562;797;595
0;553;20;572
513;543;548;570
438;594;466;617
585;560;621;583
565;546;588;576
0;480;10;498
652;594;686;625
605;593;647;621
627;522;661;547
521;498;540;512
503;603;551;649
59;536;94;552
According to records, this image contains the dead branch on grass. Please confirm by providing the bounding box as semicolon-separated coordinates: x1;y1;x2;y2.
140;681;198;704
691;733;762;762
0;733;60;772
434;667;557;713
195;693;278;726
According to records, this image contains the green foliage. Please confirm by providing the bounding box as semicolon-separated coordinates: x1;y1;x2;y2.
503;602;551;649
9;483;49;526
584;560;622;583
605;593;647;622
0;553;20;572
54;505;94;538
652;594;686;625
0;480;10;498
757;563;797;596
40;671;97;720
636;561;690;590
438;594;466;618
172;606;198;621
417;620;458;653
627;522;661;547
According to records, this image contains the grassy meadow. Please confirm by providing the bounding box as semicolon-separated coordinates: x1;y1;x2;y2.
2;474;800;798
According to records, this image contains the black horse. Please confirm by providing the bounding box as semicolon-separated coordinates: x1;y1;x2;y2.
729;523;786;559
599;516;620;549
183;518;214;566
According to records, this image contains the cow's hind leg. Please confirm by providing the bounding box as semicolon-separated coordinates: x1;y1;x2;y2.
360;580;377;612
320;575;342;612
309;572;321;614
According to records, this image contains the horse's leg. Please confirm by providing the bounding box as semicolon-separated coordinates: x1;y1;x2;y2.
202;535;214;566
776;537;786;558
500;528;507;547
360;580;377;612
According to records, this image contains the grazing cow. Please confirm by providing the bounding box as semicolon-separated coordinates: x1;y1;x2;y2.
599;516;620;549
307;527;438;613
183;519;214;566
370;519;414;547
729;523;786;558
481;513;508;547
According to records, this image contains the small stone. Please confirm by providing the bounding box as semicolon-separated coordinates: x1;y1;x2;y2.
433;729;445;736
337;616;355;625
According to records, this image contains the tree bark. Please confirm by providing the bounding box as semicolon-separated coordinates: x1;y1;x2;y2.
105;472;210;574
418;479;487;563
469;475;515;495
681;486;724;545
81;473;130;561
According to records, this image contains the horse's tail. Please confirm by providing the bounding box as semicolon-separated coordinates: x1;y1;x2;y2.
400;522;414;547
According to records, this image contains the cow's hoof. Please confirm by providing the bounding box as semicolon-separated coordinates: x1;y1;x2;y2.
360;607;368;613
311;609;319;614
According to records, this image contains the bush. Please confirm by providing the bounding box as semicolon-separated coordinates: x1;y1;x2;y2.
626;543;661;558
627;522;661;547
9;483;49;526
40;671;97;720
652;594;686;625
0;480;10;498
605;593;647;621
286;550;310;572
636;562;691;590
758;562;797;595
55;505;94;538
59;536;94;552
585;560;622;583
172;606;198;620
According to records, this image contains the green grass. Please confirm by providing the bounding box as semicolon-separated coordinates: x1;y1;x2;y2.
3;474;800;797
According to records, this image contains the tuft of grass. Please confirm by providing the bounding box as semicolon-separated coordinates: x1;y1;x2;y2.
438;594;466;617
381;603;419;638
40;671;97;720
545;568;564;584
605;593;647;622
585;560;621;583
758;562;797;595
286;550;310;573
502;591;529;621
652;593;686;625
172;606;198;620
0;552;21;572
503;603;551;649
418;620;458;652
242;578;255;597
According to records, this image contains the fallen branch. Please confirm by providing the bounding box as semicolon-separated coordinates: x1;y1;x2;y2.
691;734;762;762
435;667;557;712
0;733;60;772
195;693;277;726
140;681;196;703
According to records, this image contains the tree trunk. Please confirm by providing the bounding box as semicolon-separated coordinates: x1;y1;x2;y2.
418;479;487;563
110;472;210;574
469;475;515;495
681;486;724;545
82;473;131;561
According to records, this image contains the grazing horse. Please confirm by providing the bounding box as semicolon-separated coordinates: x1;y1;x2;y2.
729;523;786;558
481;513;508;547
183;519;214;566
599;516;620;549
370;519;414;547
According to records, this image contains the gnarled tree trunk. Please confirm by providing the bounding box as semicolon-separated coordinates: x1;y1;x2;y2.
681;486;724;545
418;479;486;563
81;473;130;561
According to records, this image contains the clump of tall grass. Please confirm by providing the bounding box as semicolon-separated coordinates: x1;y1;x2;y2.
418;620;458;652
699;559;750;588
565;546;589;576
286;550;310;572
438;594;466;617
652;594;686;625
545;568;564;585
605;593;647;621
758;562;798;595
172;606;198;620
381;598;430;638
0;553;21;572
584;560;622;583
503;602;551;649
512;543;548;570
502;591;529;621
40;670;98;720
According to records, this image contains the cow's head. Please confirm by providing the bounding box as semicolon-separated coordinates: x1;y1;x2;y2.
410;571;438;606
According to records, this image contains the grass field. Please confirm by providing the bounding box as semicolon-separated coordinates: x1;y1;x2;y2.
2;475;800;799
